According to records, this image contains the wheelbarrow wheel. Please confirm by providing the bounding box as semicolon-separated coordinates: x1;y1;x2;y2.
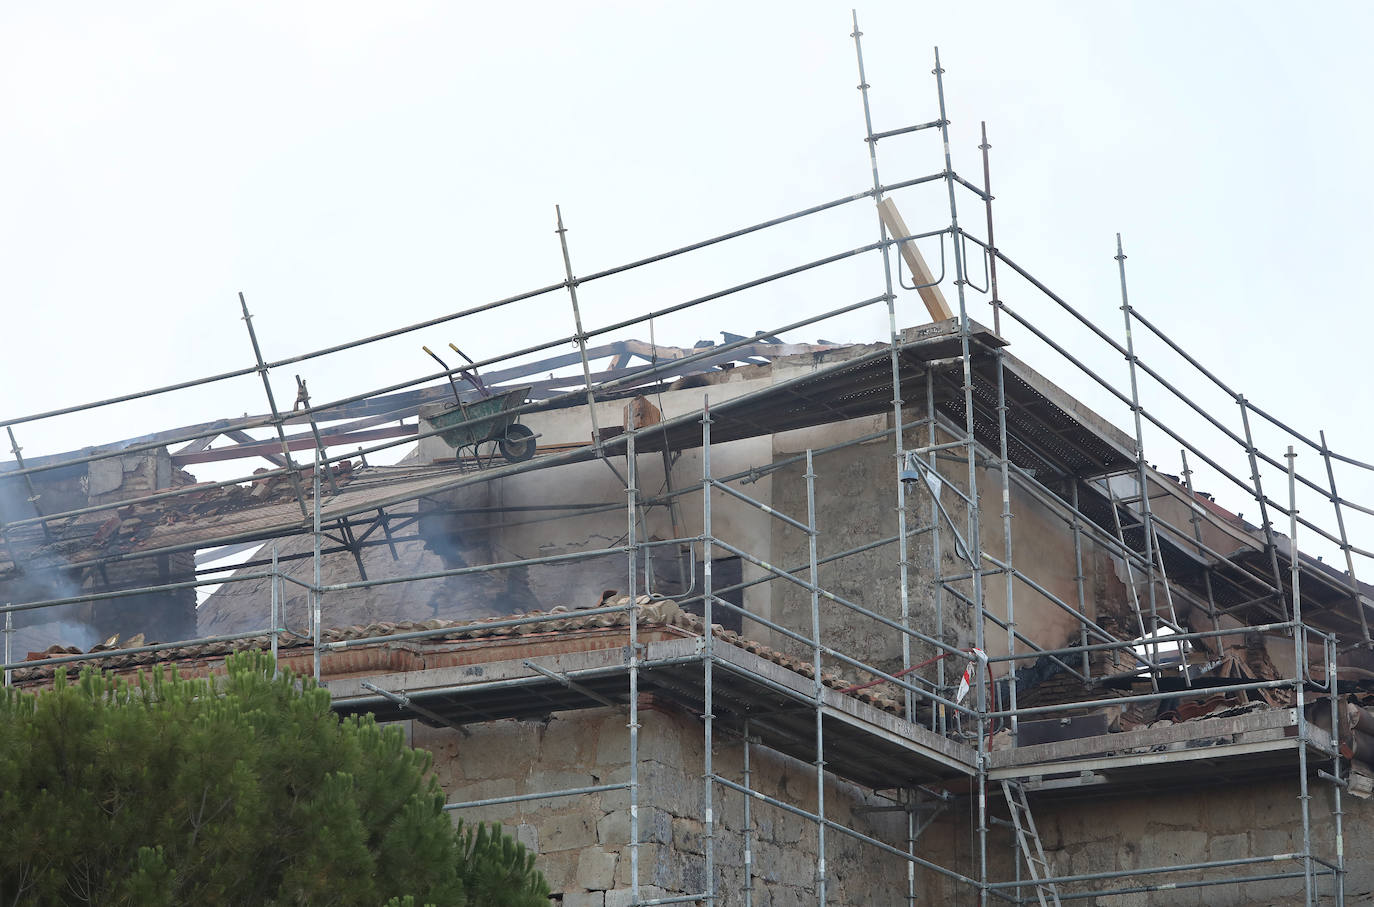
499;423;536;462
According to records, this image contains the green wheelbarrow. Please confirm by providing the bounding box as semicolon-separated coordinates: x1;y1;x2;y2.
420;345;537;464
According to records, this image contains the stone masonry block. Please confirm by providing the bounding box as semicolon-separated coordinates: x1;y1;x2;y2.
605;886;668;907
575;849;618;891
453;721;540;780
1140;828;1208;868
1208;832;1248;862
540;811;599;853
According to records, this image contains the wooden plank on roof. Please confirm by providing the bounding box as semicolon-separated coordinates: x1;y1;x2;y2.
876;197;955;322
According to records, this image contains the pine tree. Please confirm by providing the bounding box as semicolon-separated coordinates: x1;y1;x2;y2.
0;651;549;906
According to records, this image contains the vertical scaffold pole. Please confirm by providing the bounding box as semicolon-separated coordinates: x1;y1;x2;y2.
806;449;827;904
3;610;11;688
979;122;1001;335
927;371;947;734
983;120;1019;737
933;46;988;904
6;427;50;539
1238;395;1289;605
1179;450;1223;638
1286;446;1314;905
851;10;915;720
1069;482;1092;679
1115;235;1162;677
701;396;716;905
906;790;917;907
1319;430;1370;641
742;719;754;907
995;353;1017;741
626;429;641;904
1327;628;1346;906
239;293;310;521
270;542;280;674
312;450;323;683
554;206;605;452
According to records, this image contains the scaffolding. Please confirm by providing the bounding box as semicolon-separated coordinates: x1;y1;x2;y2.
2;15;1368;905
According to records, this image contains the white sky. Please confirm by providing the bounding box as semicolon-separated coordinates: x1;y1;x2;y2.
3;3;1373;564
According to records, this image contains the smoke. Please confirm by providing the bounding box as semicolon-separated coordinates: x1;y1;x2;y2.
0;472;96;656
5;619;102;660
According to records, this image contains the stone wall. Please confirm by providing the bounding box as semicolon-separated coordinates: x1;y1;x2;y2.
416;702;912;906
766;409;1137;698
909;777;1369;906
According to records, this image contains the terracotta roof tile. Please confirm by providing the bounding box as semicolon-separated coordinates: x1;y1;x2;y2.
10;595;901;713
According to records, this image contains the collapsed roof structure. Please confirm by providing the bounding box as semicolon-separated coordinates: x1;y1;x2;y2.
4;22;1372;907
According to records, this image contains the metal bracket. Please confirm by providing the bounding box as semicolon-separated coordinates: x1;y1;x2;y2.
523;659;620;708
360;681;471;737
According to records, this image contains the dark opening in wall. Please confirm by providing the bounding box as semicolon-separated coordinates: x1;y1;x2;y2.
648;546;743;634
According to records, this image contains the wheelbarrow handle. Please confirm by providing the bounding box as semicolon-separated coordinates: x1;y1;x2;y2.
422;347;464;406
448;343;490;398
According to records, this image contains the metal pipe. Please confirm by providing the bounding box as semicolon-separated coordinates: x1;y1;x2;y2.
443;783;630;811
928;370;947;733
626;429;641;904
1116;235;1164;687
806;450;827;904
2;284;901;548
995;351;1018;740
554;205;605;452
638;894;713;906
970;244;1348;537
0;570;284;615
239;293;310;520
988;852;1308;890
312;452;323;683
1287;446;1314;905
851;9;915;733
1;243;913;497
5;427;50;539
320;543;636;594
742;720;754;907
931;47;989;905
711;774;984;890
1070;481;1092;681
979;122;1001;334
983;619;1299;664
991;294;1339;557
937;579;1094;682
952;172;990;201
709;478;812;534
1048;871;1309;903
1105;473;1161;692
1320;429;1370;640
0;174;940;433
1241;398;1290;606
705;537;968;660
1179;449;1225;636
270;543;280;671
867;119;948;141
701;397;716;905
983;677;1296;720
906;788;918;907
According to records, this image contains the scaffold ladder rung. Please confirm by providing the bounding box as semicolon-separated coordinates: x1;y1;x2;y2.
1001;780;1061;907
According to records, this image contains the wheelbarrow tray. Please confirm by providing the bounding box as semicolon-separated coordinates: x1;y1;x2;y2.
419;385;533;451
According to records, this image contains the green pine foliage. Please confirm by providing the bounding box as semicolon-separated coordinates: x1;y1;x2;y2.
0;651;550;907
